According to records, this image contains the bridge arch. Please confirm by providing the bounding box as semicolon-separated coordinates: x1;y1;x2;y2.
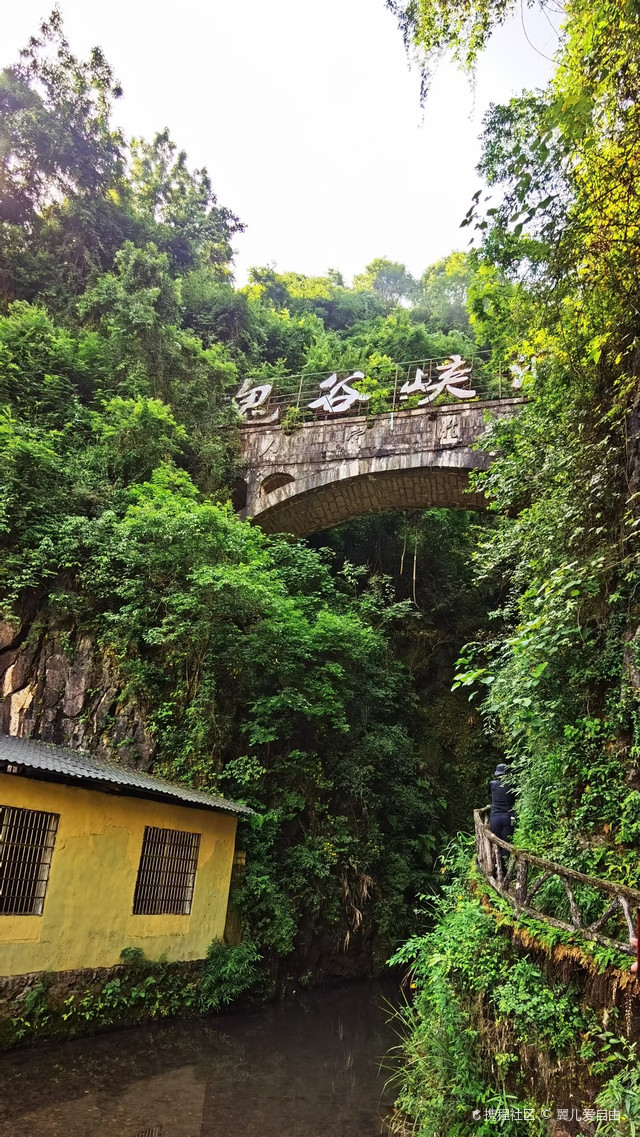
260;471;295;495
239;398;524;537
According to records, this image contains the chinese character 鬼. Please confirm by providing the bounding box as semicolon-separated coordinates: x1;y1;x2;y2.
235;380;279;422
308;372;370;415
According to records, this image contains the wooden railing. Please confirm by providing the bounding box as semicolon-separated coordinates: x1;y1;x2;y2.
474;806;640;957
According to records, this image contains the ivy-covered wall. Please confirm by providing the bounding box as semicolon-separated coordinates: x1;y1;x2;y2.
0;940;260;1050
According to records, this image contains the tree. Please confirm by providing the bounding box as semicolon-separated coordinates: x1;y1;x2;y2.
353;257;418;307
416;251;477;333
387;0;536;95
0;11;241;311
129;130;243;273
0;9;124;222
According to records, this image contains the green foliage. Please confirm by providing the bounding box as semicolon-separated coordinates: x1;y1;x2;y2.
316;509;502;837
383;0;640;1126
200;939;261;1011
495;957;583;1050
353;257;418;307
4;941;261;1048
388;843;566;1135
416;252;477;334
8;974;54;1043
596;1062;640;1137
431;0;640;882
387;0;517;97
119;946;146;966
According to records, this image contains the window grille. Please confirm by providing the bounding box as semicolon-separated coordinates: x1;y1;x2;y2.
133;826;200;915
0;805;59;915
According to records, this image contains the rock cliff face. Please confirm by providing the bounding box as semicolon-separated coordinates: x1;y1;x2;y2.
0;611;154;766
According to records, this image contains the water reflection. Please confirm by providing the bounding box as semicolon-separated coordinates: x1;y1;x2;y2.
0;981;397;1137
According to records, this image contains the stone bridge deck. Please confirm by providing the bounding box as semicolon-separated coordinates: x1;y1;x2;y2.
238;397;525;536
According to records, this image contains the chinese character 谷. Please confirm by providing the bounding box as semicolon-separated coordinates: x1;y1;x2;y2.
406;356;476;404
308;372;370;415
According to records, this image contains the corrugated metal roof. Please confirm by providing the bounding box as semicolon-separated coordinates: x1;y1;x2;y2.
0;734;254;816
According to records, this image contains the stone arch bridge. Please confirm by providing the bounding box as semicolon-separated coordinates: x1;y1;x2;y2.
236;397;524;536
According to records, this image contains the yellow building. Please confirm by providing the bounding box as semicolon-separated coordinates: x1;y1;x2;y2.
0;734;252;977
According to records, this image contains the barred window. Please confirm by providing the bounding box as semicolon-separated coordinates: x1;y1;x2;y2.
133;826;201;915
0;806;59;915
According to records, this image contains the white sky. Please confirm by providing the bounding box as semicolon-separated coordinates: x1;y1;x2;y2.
2;0;560;284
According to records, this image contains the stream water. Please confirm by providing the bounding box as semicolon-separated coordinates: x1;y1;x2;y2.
0;980;399;1137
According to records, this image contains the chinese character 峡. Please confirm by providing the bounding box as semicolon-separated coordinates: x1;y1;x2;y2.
399;368;430;401
400;357;475;405
308;372;370;415
235;380;279;422
418;356;476;403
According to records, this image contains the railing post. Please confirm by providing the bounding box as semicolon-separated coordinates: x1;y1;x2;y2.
483;813;493;879
620;895;636;942
390;366;399;428
493;841;503;886
475;808;493;880
515;857;528;908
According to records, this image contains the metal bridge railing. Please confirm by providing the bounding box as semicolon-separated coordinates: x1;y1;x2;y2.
235;354;520;426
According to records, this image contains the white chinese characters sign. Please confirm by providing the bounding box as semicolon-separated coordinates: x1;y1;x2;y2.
399;356;475;404
308;372;370;415
234;379;279;423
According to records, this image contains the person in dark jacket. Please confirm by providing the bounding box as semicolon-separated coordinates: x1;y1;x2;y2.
489;763;516;867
